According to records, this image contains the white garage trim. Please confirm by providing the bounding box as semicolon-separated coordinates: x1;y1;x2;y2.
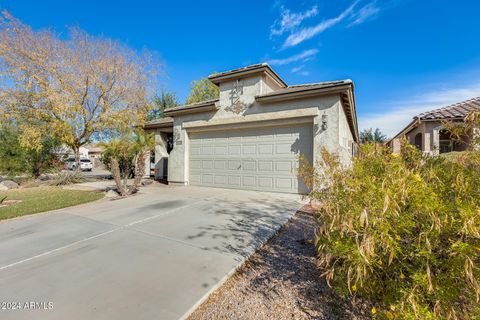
188;124;313;194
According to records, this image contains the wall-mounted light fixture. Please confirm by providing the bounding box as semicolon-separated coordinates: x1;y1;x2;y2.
321;114;328;130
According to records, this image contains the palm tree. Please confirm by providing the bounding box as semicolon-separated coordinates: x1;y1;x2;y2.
99;129;154;196
360;128;387;144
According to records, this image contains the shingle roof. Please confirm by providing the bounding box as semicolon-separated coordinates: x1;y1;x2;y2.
418;97;480;120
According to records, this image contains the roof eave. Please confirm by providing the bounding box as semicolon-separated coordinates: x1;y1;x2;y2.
208;65;287;88
144;121;174;130
164;103;218;117
255;84;352;103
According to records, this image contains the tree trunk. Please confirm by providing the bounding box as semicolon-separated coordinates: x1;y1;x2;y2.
111;157;126;196
74;146;81;174
129;151;146;194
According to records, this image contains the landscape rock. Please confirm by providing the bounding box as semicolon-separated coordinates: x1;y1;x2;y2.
105;189;120;198
0;176;4;183
46;173;58;180
141;179;154;186
38;174;49;181
0;180;19;190
0;184;8;191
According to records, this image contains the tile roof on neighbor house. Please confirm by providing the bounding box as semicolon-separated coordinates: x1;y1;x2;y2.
417;97;480;120
388;97;480;142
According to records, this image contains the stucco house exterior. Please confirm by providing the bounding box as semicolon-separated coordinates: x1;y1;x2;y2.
387;97;480;154
144;64;358;194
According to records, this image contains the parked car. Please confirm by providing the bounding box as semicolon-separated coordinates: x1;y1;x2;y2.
64;158;93;171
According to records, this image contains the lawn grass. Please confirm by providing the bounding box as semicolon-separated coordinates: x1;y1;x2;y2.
0;187;104;221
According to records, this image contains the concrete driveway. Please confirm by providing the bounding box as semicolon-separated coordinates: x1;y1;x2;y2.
0;185;304;320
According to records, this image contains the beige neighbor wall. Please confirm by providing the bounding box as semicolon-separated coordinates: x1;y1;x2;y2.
167;75;355;185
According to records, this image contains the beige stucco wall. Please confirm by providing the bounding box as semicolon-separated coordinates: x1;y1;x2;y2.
392;119;470;154
167;75;356;186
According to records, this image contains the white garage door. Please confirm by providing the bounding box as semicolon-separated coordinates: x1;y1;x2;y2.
189;125;313;194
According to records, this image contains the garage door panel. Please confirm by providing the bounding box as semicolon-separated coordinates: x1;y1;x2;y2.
228;176;241;186
242;144;257;155
214;175;226;185
258;144;274;154
215;146;227;155
202;175;214;184
276;143;293;154
242;176;256;187
258;160;274;172
228;160;241;170
191;146;202;156
214;160;226;170
242;160;256;171
275;160;293;172
258;177;274;188
189;125;312;194
202;146;214;155
190;174;201;184
190;160;202;170
275;177;293;189
202;160;213;169
228;145;241;155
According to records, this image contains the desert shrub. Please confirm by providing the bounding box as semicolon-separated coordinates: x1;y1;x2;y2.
299;143;480;319
48;172;87;186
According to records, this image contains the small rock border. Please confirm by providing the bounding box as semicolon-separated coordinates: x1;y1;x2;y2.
188;212;370;320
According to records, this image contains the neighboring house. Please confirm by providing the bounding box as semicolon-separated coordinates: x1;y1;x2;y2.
54;144;105;168
144;63;358;194
387;97;480;154
83;144;105;169
54;145;89;160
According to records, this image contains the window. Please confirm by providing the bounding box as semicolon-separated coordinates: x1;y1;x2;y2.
414;133;422;151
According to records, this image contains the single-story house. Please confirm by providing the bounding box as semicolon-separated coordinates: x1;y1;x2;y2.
83;144;105;168
387;97;480;154
144;63;358;194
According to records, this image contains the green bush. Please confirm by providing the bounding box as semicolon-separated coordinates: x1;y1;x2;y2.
300;144;480;319
0;124;61;177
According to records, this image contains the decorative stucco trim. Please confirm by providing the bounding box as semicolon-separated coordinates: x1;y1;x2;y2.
182;107;319;132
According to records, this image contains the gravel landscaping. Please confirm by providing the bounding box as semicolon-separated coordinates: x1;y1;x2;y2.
188;210;370;320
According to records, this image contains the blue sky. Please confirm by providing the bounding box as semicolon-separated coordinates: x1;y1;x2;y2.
2;0;480;136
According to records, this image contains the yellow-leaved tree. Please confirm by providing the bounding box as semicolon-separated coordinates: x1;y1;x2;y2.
0;11;158;171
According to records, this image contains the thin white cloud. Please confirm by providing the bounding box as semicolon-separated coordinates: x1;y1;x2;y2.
359;84;480;137
348;2;380;27
270;5;318;37
268;49;318;66
291;65;305;73
282;1;359;49
291;65;310;76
